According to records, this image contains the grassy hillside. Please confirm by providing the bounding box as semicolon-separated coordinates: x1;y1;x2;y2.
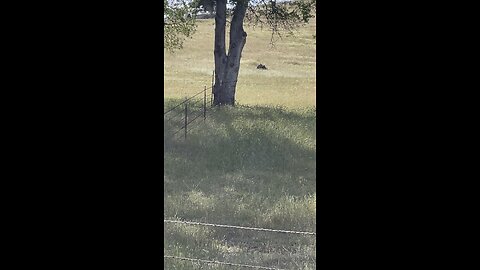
164;18;316;269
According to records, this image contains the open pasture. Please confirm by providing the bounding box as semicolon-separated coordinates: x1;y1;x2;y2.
164;18;317;270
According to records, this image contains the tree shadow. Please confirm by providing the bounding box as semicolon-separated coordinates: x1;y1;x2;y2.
163;103;317;266
164;104;316;200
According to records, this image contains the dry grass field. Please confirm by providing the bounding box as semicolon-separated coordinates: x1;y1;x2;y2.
164;18;316;108
164;17;316;270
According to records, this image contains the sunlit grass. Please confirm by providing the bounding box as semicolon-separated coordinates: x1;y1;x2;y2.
164;18;316;270
164;18;316;108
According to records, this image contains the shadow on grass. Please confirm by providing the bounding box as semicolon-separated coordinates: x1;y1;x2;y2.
163;100;316;269
164;102;316;202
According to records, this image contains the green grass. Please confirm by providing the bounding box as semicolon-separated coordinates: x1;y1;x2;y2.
164;18;316;270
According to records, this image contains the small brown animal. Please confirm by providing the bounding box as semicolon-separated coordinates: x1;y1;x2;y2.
257;64;268;70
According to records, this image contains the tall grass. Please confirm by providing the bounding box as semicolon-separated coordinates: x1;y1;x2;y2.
164;18;316;270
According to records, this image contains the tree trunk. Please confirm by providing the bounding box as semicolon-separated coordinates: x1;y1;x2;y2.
213;1;248;106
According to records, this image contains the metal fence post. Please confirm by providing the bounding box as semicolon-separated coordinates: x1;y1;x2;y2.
184;100;188;140
204;86;207;121
211;70;215;107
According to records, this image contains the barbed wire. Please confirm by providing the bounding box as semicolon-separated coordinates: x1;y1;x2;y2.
164;220;316;236
164;79;315;268
185;119;204;133
169;111;205;138
165;79;249;139
164;86;212;115
165;108;185;122
164;80;239;115
165;99;205;121
186;112;204;126
164;255;287;270
171;124;186;137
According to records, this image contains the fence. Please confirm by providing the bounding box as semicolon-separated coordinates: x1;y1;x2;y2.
164;76;316;269
164;77;239;140
164;85;212;140
164;219;316;269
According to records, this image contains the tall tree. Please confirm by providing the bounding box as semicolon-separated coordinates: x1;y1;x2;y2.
209;0;315;106
165;0;316;105
164;0;197;51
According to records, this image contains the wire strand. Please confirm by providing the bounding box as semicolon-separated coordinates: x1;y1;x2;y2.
164;86;212;115
164;255;287;270
164;220;316;236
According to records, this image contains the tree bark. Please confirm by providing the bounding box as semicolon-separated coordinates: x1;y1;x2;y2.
213;0;227;105
213;1;248;106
